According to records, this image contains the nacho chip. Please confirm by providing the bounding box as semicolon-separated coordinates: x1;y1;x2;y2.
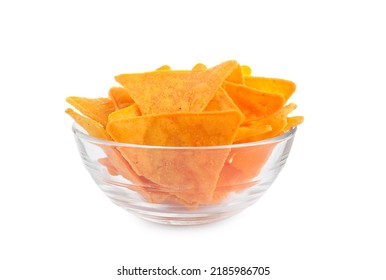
226;63;244;84
222;81;285;120
192;63;207;71
115;60;238;114
107;104;141;123
65;108;111;140
233;124;272;144
204;87;243;115
156;65;171;71
283;116;304;133
108;87;134;110
244;76;296;103
66;97;115;127
241;103;297;141
106;109;243;204
241;65;252;76
118;147;230;204
217;143;276;189
107;110;243;146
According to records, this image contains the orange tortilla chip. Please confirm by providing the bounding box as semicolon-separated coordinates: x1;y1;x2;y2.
118;147;231;204
106;111;243;146
226;63;244;84
283;116;304;132
241;65;252;76
244;76;296;103
115;60;238;114
108;87;134;110
106;110;243;204
233;124;272;144
156;65;171;71
242;103;297;141
217;143;276;189
66;96;115;127
204;87;243;117
65;108;111;140
107;104;141;122
222;81;285;120
192;63;207;71
98;157;120;176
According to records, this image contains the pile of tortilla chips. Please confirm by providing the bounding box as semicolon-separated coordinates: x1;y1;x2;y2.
66;60;303;207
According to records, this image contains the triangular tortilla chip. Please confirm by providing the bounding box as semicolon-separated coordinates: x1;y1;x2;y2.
115;60;238;114
222;81;285;120
108;87;134;110
66;97;115;127
156;65;171;71
106;110;243;204
244;76;296;103
226;63;244;84
106;110;243;146
204;87;243;117
242;103;297;141
233;124;272;144
107;104;141;123
241;65;252;76
192;63;207;71
118;147;231;204
65;108;111;140
283;116;304;133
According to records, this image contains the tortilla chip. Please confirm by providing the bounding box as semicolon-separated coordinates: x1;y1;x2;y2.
242;103;297;141
204;87;243;117
233;124;272;144
118;147;231;204
107;104;141;123
115;60;238;114
192;63;207;71
222;81;285;120
241;65;252;76
244;76;296;103
108;87;134;110
156;65;171;71
66;97;115;127
283;116;304;133
226;63;244;84
106;110;243;146
217;143;276;188
65;108;111;140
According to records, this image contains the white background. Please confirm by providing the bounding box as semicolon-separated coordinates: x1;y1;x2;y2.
1;0;385;279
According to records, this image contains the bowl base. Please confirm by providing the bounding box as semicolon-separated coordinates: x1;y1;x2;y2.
131;209;243;226
98;183;264;226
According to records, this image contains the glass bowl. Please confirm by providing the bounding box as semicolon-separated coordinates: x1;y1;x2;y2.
71;123;298;225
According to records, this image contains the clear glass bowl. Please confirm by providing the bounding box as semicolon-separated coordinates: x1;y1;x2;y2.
72;123;298;225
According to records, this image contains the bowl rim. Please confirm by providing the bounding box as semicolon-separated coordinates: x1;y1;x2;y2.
72;122;297;150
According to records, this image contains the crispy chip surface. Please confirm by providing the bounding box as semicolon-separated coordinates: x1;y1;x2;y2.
244;76;296;103
108;87;134;110
107;104;141;122
115;60;238;115
65;108;111;140
192;63;207;71
106;110;243;146
66;97;115;127
222;81;285;120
